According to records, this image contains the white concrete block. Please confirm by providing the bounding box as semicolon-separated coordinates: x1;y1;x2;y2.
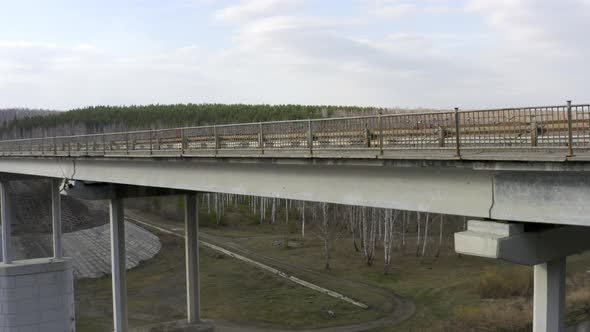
16;324;40;332
0;277;15;289
467;220;524;236
14;275;37;288
38;320;65;332
454;231;503;259
41;308;66;323
15;299;40;313
40;296;64;311
36;272;57;286
6;287;37;300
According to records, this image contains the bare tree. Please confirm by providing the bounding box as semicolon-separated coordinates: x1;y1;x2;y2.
416;211;421;257
271;198;276;224
285;199;289;224
436;214;444;258
350;206;360;252
300;201;306;239
420;213;430;258
383;209;400;274
308;202;346;270
362;207;378;267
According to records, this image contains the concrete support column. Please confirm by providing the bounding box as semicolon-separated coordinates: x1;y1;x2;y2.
51;178;63;259
0;181;11;264
533;257;566;332
185;193;201;324
110;198;128;332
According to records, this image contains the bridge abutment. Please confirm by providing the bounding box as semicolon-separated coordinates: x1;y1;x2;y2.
0;258;75;331
0;176;75;331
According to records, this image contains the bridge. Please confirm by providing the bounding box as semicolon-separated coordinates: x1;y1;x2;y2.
0;100;589;331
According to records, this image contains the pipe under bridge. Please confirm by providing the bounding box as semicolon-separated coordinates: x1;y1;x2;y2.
0;101;588;331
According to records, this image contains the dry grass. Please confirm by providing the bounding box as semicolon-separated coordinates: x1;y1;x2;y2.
565;272;590;324
478;267;533;299
425;300;532;332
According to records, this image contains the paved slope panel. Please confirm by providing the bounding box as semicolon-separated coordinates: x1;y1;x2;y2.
62;221;161;278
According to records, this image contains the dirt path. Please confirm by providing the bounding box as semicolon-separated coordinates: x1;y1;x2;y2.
126;210;415;332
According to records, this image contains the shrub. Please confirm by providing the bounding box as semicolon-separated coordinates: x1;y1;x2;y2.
446;301;532;332
478;267;533;299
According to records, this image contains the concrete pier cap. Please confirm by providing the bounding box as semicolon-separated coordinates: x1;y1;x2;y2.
454;220;590;265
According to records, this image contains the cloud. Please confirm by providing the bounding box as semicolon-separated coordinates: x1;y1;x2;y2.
373;2;417;19
1;1;589;110
214;0;305;22
467;0;590;56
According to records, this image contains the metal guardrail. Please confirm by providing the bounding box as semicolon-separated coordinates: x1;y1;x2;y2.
0;101;589;160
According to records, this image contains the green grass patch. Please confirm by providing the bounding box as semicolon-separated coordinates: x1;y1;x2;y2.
75;233;383;331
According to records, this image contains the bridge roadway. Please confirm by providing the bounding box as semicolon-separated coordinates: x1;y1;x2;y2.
0;101;589;332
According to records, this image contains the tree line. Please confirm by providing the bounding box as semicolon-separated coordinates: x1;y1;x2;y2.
0;104;387;140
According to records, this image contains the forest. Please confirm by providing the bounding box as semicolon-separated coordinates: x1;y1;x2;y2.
0;104;395;140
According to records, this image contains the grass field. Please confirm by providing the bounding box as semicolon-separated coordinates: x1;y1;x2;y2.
75;232;384;331
76;204;590;331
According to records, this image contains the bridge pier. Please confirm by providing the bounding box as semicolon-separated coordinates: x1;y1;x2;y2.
51;178;63;259
1;181;12;263
185;193;201;323
455;220;590;332
534;258;565;332
110;197;128;332
64;182;214;331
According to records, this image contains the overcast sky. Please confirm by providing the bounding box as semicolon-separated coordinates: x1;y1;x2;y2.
0;0;588;110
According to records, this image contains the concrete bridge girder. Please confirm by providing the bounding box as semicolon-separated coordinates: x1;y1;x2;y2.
0;157;589;225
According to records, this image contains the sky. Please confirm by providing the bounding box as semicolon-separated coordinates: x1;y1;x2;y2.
0;0;588;110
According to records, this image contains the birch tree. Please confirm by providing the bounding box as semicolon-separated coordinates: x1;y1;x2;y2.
300;201;305;239
362;207;378;267
436;214;444;258
416;211;421;257
420;213;430;258
383;209;400;274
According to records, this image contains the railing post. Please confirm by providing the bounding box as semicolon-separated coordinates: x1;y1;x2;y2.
364;127;371;148
103;134;106;155
180;129;185;154
438;127;446;148
530;115;538;147
149;129;153;155
567;100;574;157
379;114;384;155
86;136;89;155
54;137;57;155
213;125;219;155
454;107;461;159
307;119;313;155
259;123;264;154
125;133;129;155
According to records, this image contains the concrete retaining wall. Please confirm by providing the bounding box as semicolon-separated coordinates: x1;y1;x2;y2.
0;258;75;331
